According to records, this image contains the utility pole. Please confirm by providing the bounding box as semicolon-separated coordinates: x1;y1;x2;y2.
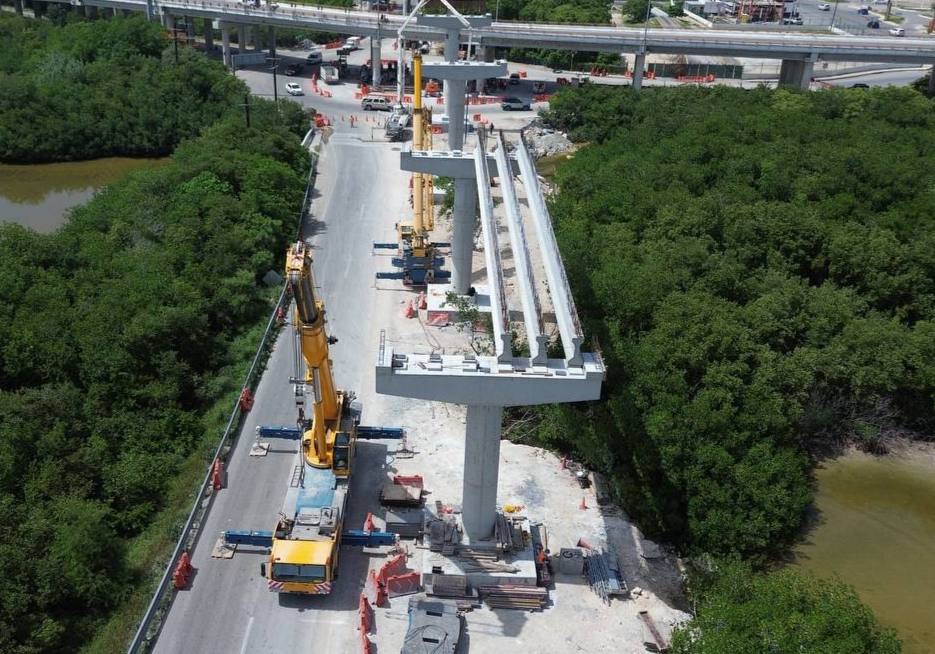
242;93;252;128
829;0;839;31
169;19;187;65
267;56;281;107
884;0;892;20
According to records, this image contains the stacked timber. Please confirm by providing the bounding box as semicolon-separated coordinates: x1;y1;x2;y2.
493;513;526;554
426;516;461;553
479;585;548;610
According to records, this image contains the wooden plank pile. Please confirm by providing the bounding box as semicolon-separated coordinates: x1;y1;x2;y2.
458;548;520;574
493;513;526;554
479;585;548;610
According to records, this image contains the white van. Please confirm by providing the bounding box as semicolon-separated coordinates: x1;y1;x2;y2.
361;94;391;111
344;36;362;51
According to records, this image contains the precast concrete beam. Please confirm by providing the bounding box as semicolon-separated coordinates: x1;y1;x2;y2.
494;133;547;365
516;135;585;367
461;404;503;543
474;135;512;364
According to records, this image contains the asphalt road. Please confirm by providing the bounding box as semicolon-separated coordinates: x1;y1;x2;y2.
153;124;412;654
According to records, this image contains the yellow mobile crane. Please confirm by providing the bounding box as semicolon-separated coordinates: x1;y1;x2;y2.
376;53;448;286
262;241;356;594
225;242;398;591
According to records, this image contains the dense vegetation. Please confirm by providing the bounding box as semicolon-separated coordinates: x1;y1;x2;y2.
671;562;901;653
529;82;935;653
0;14;245;163
486;0;611;23
530;84;935;561
0;15;311;653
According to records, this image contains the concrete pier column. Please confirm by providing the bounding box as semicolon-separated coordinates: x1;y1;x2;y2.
443;29;459;122
268;25;276;57
204;19;214;52
461;404;503;543
161;12;173;30
253;24;262;50
451;178;478;294
13;0;23;15
632;51;646;91
447;79;467;150
778;58;812;90
83;4;97;18
186;17;195;39
371;38;382;87
221;24;232;68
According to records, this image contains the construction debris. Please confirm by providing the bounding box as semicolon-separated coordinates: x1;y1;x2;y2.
494;512;527;554
480;585;548;610
458;549;520;574
402;598;463;654
638;610;671;653
426;515;462;554
584;549;629;605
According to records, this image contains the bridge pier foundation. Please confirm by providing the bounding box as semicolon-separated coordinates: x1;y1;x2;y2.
632;52;646;91
778;57;814;90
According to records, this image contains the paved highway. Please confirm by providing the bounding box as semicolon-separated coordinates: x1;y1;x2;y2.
153;123;412;654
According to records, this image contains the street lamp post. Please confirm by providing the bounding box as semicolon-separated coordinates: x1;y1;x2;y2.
830;0;839;31
496;0;500;20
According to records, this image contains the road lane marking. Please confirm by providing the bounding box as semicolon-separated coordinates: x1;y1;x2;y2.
239;616;255;654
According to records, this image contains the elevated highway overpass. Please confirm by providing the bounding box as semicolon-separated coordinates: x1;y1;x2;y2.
36;0;935;87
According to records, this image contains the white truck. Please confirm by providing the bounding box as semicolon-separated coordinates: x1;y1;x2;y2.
321;65;340;84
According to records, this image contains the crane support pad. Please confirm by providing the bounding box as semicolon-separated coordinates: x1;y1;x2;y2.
342;530;398;547
256;425;302;439
224;530;274;547
357;426;404;439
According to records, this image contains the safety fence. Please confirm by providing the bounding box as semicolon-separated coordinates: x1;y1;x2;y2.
126;136;321;654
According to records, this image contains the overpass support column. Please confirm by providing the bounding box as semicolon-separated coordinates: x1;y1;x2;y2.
779;56;814;90
13;0;22;15
221;24;232;69
268;25;276;57
204;19;214;52
370;45;381;88
161;12;173;30
83;4;97;18
451;177;478;294
632;51;646;91
461;405;503;543
443;29;459;122
186;18;196;39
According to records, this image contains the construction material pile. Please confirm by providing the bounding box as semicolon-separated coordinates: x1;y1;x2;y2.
402;598;463;654
480;585;548;610
458;548;520;574
584;549;628;605
494;513;526;554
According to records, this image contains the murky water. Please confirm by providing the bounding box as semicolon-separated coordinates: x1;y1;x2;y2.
0;158;167;232
794;450;935;653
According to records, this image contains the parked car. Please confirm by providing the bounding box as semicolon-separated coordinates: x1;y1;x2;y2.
857;6;869;14
817;2;831;9
285;82;303;96
500;97;531;111
867;19;880;27
850;83;871;88
783;16;804;24
889;27;905;36
361;94;391;111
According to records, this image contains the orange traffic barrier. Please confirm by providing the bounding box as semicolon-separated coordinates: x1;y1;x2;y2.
172;551;194;589
518;70;527;78
211;459;224;490
358;594;372;634
385;571;421;598
431;125;442;134
363;512;375;533
238;388;254;412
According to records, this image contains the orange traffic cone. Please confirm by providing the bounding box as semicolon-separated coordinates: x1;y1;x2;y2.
404;300;415;319
418;292;427;310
